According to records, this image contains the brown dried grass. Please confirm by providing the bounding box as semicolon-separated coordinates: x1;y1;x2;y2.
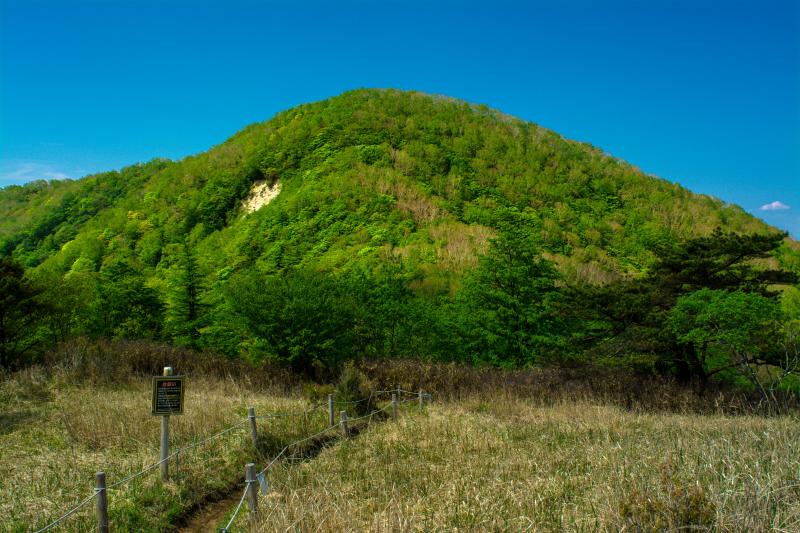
244;397;800;532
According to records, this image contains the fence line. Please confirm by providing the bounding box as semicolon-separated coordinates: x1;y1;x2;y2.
254;404;324;419
348;405;392;424
223;393;429;530
176;418;250;453
106;455;172;491
257;422;340;477
33;417;249;532
223;481;252;533
105;418;250;492
33;388;428;532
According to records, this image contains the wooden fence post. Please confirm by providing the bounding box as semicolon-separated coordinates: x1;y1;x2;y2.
391;393;398;422
95;471;108;533
340;410;349;437
328;394;335;427
245;463;258;520
419;389;424;408
248;407;258;448
160;366;172;481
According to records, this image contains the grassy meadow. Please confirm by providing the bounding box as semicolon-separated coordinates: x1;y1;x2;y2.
0;365;321;532
2;343;799;532
226;396;800;532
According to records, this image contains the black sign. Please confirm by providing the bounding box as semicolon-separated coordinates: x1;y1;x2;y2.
151;376;185;415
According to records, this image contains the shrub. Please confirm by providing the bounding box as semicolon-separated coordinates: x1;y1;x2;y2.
619;460;716;531
335;363;373;416
304;383;335;405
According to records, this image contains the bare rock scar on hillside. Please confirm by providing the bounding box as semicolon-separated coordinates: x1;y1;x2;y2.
241;179;281;213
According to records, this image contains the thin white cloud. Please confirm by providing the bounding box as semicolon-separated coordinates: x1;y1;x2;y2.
0;162;72;186
760;200;791;211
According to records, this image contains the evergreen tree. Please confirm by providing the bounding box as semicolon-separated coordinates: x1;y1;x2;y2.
164;244;202;347
227;268;357;377
578;230;797;384
90;258;163;340
459;212;565;366
648;228;796;296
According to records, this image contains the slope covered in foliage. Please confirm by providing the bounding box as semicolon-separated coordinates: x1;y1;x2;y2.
2;90;789;278
1;89;798;379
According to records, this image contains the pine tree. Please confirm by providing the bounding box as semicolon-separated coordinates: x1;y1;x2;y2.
460;211;565;366
164;244;202;347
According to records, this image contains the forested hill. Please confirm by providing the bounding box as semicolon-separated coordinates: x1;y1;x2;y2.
1;89;798;373
2;89;793;275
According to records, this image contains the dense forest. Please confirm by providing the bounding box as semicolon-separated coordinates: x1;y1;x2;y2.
2;89;799;395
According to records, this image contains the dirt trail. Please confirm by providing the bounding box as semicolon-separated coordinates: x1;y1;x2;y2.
178;489;244;532
175;417;380;532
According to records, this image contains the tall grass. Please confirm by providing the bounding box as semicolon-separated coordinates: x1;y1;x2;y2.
360;358;800;414
0;364;316;532
237;396;800;532
4;339;799;531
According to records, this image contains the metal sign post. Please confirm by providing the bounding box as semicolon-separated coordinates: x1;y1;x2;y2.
160;366;172;481
151;366;186;482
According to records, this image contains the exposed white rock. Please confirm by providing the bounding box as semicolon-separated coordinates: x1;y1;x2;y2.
241;179;281;213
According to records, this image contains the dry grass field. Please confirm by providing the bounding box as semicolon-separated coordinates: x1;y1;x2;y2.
0;367;320;532
226;395;800;532
3;343;799;532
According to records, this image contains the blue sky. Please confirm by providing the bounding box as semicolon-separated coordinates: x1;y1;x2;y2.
1;0;798;236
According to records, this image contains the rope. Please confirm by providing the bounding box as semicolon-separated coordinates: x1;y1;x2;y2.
33;389;432;532
255;404;323;419
33;491;97;533
178;419;248;452
255;397;409;478
257;423;338;477
346;407;386;423
372;389;418;397
107;456;169;490
222;482;251;532
107;419;248;490
258;446;289;476
397;389;425;396
333;398;369;405
287;423;339;449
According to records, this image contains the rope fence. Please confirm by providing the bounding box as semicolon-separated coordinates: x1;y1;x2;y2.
221;389;430;531
105;417;252;492
32;387;430;533
32;492;97;533
223;481;252;533
32;416;250;533
253;404;325;419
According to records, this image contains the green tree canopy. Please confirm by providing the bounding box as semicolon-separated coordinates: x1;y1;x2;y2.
0;258;46;368
227;268;358;377
647;228;796;296
667;288;784;388
577;230;798;383
459;212;566;366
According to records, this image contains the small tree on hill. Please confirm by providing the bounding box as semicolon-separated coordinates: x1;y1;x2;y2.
667;288;784;392
0;258;46;369
459;211;566;366
227;268;357;378
577;229;798;388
